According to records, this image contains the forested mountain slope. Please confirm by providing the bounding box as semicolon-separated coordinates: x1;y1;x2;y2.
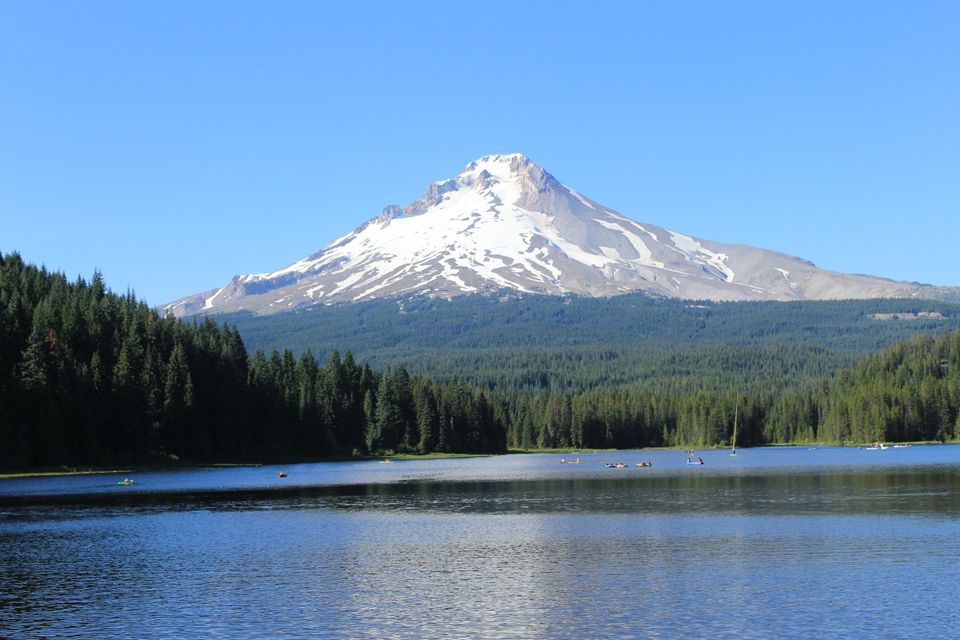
221;293;960;394
498;330;960;450
770;332;960;444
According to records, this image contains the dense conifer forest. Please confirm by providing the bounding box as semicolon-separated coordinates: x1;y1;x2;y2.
2;252;959;469
495;328;959;450
0;253;505;469
224;293;960;394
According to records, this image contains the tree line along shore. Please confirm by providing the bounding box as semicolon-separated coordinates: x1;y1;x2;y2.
1;252;958;471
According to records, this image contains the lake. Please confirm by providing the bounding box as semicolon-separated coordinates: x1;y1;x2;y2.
2;445;959;639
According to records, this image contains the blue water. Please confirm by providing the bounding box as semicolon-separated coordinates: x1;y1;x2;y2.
2;445;959;638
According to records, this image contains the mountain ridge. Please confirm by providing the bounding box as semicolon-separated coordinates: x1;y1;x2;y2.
163;153;957;316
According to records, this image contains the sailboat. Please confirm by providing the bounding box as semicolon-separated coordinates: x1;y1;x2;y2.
730;397;739;457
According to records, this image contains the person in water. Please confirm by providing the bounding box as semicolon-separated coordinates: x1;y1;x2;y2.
698;457;704;464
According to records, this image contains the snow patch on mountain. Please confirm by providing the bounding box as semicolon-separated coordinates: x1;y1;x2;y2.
667;231;735;282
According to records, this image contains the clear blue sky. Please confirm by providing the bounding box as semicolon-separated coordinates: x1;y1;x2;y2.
2;1;958;305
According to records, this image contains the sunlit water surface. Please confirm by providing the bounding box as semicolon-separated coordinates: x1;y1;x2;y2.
2;446;959;639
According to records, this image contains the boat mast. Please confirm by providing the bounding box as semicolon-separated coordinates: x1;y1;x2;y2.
731;396;739;455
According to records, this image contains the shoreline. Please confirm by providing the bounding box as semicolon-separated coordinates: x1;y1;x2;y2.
0;453;492;480
2;441;951;480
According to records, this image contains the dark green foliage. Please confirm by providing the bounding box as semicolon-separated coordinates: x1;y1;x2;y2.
0;253;506;468
785;332;960;444
491;329;960;450
221;293;960;395
3;251;959;470
217;292;960;449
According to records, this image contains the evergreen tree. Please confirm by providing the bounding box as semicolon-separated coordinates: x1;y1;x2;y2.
161;343;194;458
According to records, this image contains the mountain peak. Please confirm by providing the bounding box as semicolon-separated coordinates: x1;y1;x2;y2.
456;153;559;199
459;153;544;183
161;154;951;317
465;152;530;165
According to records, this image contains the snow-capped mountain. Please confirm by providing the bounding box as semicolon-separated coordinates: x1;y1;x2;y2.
163;153;950;316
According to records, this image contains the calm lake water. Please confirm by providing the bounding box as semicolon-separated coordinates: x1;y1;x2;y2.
2;445;959;639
